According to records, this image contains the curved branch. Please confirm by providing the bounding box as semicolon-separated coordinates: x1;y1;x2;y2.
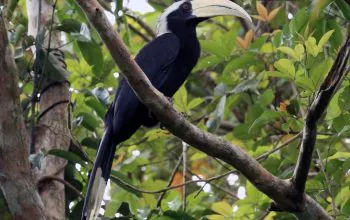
74;0;337;218
38;176;84;199
110;169;235;194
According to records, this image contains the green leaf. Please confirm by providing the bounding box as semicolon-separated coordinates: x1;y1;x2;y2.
264;71;293;80
335;0;350;20
326;20;344;49
232;79;260;94
325;91;341;120
274;59;295;76
207;215;226;220
260;89;275;106
188;98;204;110
85;97;107;119
339;86;350;111
295;76;314;91
211;201;233;216
250;35;268;50
77;40;104;77
305;37;319;57
310;58;333;89
78;112;100;131
207;96;226;132
81;137;99;149
249;111;284;133
278;47;297;60
317;30;334;50
11;24;26;45
6;0;19;20
193;55;223;72
200;40;226;59
289;7;309;34
294;44;305;61
56;19;81;33
104;200;122;218
71;23;91;42
327;152;350;160
48;149;87;167
163;210;196;220
260;43;276;53
173;85;188;113
223;53;256;76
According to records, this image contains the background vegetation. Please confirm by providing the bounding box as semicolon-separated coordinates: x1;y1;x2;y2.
1;0;350;219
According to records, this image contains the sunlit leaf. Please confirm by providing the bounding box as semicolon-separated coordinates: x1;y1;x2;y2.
211;201;233;216
274;59;295;76
317;30;334;50
278;47;297;60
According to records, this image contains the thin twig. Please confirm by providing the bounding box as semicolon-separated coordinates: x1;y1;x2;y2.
125;11;156;39
156;154;183;208
38;175;84;199
128;23;151;42
256;132;302;161
110;169;235;194
316;150;337;218
120;137;148;147
213;157;232;171
182;142;188;211
188;170;240;200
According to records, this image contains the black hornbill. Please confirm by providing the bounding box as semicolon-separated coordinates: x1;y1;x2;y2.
82;0;251;219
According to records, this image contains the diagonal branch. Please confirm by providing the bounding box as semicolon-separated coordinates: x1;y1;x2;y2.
292;36;350;196
74;0;336;218
75;0;291;209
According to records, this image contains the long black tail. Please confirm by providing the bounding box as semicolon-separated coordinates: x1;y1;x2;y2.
81;126;118;220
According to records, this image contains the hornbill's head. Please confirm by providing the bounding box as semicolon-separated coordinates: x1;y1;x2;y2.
157;0;252;36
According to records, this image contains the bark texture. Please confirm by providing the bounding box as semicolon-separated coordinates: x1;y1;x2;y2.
34;83;70;220
26;0;71;219
0;14;45;220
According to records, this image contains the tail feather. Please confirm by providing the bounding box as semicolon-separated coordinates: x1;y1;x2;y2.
82;127;118;220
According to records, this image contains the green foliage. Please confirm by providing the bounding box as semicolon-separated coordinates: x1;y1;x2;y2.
3;0;349;219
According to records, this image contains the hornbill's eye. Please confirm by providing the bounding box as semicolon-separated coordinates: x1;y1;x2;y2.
181;2;191;11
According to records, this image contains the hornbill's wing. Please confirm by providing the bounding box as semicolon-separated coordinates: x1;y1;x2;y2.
135;33;180;86
105;32;180;128
82;33;180;220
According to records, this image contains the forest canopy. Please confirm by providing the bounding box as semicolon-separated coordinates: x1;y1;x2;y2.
0;0;349;219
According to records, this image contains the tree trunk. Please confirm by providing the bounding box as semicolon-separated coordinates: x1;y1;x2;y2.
34;83;71;220
26;0;71;219
0;15;46;220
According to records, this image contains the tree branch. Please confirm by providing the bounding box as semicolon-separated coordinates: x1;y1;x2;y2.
37;176;84;199
75;0;337;218
156;154;183;208
125;11;156;39
292;36;350;197
256;132;302;161
110;169;235;194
